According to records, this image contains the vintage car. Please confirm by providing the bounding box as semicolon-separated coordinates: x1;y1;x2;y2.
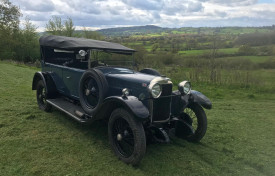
32;35;212;165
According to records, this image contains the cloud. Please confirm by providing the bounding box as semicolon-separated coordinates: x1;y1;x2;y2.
207;0;258;6
122;0;163;10
65;1;102;14
161;0;187;15
213;10;227;18
187;1;204;12
23;12;49;21
8;0;275;31
11;0;55;12
152;11;161;19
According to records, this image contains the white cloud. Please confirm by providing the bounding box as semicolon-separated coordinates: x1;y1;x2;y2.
207;0;258;6
13;0;55;12
9;0;275;31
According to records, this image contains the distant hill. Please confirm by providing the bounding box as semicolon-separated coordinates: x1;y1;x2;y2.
40;25;275;38
96;25;275;37
97;25;171;36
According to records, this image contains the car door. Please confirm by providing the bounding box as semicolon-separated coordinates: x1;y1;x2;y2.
48;63;66;94
63;66;85;99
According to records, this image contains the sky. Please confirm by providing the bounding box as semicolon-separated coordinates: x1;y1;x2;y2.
9;0;275;31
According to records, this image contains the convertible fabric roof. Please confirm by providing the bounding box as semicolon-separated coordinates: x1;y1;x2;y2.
39;35;135;53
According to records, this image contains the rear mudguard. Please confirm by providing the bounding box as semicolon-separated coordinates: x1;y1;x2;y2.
32;72;58;98
94;96;150;121
171;90;212;116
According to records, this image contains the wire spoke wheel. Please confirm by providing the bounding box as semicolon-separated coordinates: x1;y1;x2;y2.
37;85;46;106
36;80;52;112
112;118;135;158
184;107;198;132
82;76;99;108
177;104;207;142
108;108;146;165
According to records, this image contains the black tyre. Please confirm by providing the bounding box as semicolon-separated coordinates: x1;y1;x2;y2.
176;103;207;142
139;68;161;76
36;80;52;112
79;69;108;115
108;108;146;165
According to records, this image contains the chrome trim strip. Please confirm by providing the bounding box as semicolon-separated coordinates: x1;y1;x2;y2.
152;118;170;123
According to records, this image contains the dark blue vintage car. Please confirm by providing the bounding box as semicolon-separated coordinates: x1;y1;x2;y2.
32;35;212;165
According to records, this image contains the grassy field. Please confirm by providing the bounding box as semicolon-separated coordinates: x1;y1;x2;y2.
0;62;274;176
130;27;274;37
178;48;238;56
221;56;275;63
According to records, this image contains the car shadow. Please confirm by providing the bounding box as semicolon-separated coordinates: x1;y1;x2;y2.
51;109;109;142
49;109;208;169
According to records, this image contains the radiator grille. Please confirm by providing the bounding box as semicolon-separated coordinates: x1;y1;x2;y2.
152;83;172;122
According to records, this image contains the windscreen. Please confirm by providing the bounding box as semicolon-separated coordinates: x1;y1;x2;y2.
90;50;134;67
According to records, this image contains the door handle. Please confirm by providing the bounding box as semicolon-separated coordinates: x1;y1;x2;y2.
66;76;71;79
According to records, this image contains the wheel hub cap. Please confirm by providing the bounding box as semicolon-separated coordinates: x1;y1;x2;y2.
85;89;90;96
117;134;122;141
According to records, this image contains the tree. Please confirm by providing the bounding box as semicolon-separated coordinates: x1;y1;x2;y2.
82;27;104;40
272;46;275;56
0;0;21;60
45;16;77;37
0;0;21;30
238;45;255;56
16;17;39;62
151;43;159;53
64;17;75;37
46;16;64;35
132;45;147;69
186;38;198;50
209;32;220;83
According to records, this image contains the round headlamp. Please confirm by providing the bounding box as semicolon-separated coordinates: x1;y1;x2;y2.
79;50;87;57
178;81;191;95
149;83;162;98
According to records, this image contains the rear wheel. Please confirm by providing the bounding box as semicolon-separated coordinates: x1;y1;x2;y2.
36;80;52;112
108;108;146;165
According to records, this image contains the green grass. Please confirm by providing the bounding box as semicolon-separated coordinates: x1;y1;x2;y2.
178;48;238;56
0;62;274;175
129;27;274;37
158;66;275;97
221;56;275;63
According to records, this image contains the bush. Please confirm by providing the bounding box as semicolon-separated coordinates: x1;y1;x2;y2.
238;45;256;56
256;46;273;56
34;59;41;68
258;59;275;69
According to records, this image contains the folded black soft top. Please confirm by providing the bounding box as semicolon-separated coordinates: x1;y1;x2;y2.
39;35;135;53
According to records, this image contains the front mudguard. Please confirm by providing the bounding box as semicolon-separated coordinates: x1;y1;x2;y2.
189;90;212;109
94;96;150;121
171;90;212;116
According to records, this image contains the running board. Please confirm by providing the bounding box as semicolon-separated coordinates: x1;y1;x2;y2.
46;98;93;123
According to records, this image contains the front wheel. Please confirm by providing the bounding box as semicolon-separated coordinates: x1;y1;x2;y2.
108;108;146;165
176;103;207;142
